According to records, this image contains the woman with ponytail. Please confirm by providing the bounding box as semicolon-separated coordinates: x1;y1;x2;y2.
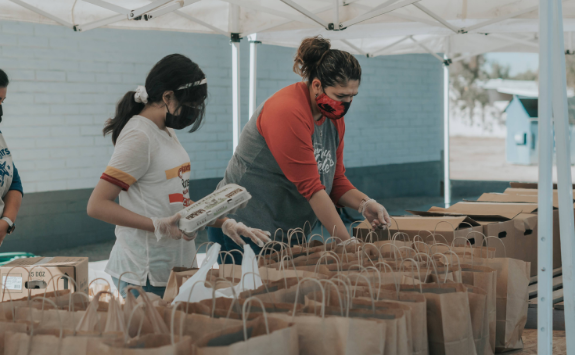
87;54;269;297
210;36;391;263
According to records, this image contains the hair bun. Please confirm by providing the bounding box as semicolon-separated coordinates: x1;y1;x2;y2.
293;36;331;80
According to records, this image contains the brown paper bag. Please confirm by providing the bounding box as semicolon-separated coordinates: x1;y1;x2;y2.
0;322;27;355
158;307;242;342
124;286;169;338
460;264;497;355
466;285;488;355
76;291;125;334
194;315;298;355
102;334;192;355
269;313;385;355
0;290;75;321
305;300;410;355
14;306;106;333
384;282;477;355
371;289;428;355
443;255;529;351
4;331;117;355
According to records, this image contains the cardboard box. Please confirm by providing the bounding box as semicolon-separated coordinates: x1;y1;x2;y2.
421;201;560;276
354;215;484;245
0;256;88;301
479;192;564;208
509;182;575;189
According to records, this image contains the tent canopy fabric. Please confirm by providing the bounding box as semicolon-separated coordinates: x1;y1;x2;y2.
2;0;574;57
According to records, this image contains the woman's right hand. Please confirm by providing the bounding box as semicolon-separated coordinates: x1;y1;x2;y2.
151;213;196;242
222;219;271;247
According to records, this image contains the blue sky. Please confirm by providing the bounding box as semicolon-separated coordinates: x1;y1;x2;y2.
484;52;539;76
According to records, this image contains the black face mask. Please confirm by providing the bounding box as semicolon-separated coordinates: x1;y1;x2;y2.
0;105;3;124
165;104;197;130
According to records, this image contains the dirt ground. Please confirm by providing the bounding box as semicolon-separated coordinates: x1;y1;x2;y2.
450;136;575;182
515;329;566;355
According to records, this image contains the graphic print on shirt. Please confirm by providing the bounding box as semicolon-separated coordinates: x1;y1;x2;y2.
0;161;11;187
165;162;192;207
0;147;12;187
314;142;335;175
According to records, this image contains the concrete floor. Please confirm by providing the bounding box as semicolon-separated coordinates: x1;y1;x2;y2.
450;136;575;182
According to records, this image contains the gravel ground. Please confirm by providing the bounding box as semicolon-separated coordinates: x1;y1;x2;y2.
450;136;575;182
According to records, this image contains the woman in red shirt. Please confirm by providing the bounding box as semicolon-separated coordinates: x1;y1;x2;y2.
209;36;391;263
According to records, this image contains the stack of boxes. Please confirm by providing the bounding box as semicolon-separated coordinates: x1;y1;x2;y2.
355;182;570;276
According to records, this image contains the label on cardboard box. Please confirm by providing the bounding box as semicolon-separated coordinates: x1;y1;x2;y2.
2;276;22;290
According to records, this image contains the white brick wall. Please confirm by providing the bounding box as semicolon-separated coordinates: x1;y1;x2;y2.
0;20;443;193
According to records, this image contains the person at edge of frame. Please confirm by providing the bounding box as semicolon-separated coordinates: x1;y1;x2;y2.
0;69;24;248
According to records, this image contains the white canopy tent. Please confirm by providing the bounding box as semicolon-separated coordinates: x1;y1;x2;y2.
1;1;574;353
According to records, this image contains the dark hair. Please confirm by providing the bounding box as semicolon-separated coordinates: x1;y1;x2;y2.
0;69;9;87
104;54;207;145
293;36;361;87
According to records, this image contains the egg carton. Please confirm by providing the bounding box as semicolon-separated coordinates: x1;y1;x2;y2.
178;184;251;234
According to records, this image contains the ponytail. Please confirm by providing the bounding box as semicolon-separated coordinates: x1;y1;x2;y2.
103;54;207;145
293;36;361;87
103;91;145;145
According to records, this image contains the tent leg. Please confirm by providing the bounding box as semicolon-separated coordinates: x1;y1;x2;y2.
550;0;575;352
231;36;241;152
443;60;450;208
249;38;261;119
537;0;554;352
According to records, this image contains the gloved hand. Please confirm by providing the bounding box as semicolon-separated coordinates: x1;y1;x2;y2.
151;212;197;242
360;199;391;230
222;219;271;248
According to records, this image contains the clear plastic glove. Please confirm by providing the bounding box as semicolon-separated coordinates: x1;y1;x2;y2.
151;213;197;242
361;199;391;230
222;219;271;248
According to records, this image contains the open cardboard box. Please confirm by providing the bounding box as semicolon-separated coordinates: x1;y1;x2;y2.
0;256;88;301
354;215;484;245
416;201;560;276
509;182;575;189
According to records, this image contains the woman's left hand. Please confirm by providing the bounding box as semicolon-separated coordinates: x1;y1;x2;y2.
362;200;391;230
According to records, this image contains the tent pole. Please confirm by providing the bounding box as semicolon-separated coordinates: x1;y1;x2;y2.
537;0;554;352
443;56;450;208
550;0;575;352
249;36;261;119
231;36;241;152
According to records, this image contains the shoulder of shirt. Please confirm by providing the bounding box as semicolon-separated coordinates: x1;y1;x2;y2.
263;82;312;124
116;116;153;141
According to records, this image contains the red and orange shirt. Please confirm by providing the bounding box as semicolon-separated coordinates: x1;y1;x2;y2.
101;116;197;287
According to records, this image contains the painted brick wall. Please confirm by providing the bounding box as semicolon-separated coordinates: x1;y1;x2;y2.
0;20;443;194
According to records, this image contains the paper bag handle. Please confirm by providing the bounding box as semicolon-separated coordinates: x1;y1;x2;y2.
379;242;404;263
292;277;325;318
191;242;215;267
482;236;507;258
242;297;270;341
415;253;441;284
323;278;350;317
115;271;144;299
314;252;341;274
45;274;80;311
347;272;375;312
399;258;423;294
28;297;63;354
374;261;398;297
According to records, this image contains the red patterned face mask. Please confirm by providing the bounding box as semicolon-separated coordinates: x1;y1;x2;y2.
315;92;351;120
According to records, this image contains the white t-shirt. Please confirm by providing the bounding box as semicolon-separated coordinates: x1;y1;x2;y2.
102;116;197;286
